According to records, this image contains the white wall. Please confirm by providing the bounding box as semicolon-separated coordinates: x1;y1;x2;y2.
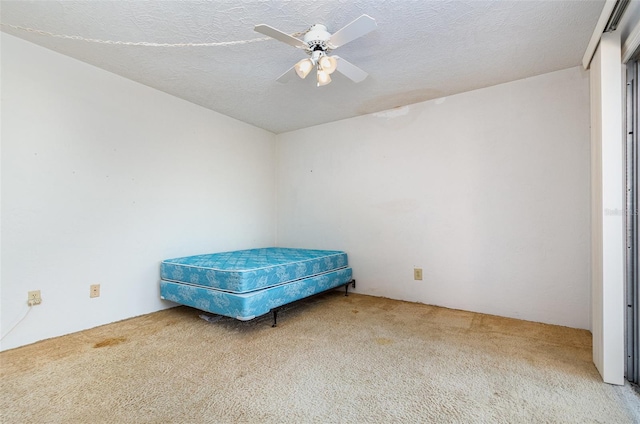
276;66;591;329
0;34;276;351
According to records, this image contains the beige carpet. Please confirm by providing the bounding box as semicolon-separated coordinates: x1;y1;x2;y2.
1;292;639;423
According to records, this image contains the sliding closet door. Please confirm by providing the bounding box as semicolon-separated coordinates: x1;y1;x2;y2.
626;59;639;384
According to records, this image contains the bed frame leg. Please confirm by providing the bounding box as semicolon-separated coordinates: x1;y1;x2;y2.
272;309;278;327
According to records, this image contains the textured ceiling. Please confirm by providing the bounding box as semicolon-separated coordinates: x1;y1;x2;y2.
1;0;605;134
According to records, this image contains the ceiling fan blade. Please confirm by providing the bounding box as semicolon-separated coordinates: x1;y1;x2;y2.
334;56;368;83
254;24;307;49
328;15;377;49
276;66;298;83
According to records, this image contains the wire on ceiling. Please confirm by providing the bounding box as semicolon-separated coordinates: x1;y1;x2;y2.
0;22;286;47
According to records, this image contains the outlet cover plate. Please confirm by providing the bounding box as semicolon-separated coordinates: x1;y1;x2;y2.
414;268;423;281
90;284;100;298
28;290;42;305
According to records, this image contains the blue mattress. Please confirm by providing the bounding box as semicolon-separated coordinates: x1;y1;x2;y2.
161;247;348;293
160;267;353;321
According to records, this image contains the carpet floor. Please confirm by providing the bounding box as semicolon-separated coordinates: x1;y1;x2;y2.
1;292;639;423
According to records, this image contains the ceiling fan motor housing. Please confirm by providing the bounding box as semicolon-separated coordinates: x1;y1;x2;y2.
304;24;331;52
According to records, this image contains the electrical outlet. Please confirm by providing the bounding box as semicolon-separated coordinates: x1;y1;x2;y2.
90;284;100;298
28;290;42;306
414;268;423;281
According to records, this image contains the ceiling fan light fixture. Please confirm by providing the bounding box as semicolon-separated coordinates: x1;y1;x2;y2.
317;69;331;87
319;55;337;74
294;58;314;79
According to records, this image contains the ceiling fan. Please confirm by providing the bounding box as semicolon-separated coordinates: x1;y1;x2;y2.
254;15;377;87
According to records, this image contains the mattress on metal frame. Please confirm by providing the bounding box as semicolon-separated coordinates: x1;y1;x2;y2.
160;267;353;321
161;247;348;293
